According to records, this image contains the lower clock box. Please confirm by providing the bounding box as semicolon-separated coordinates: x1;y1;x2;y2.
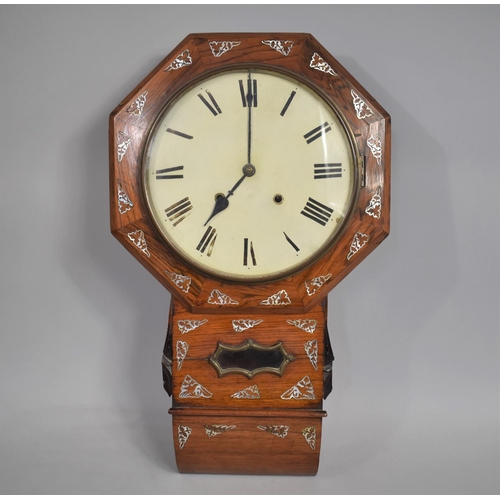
162;298;333;475
169;408;327;475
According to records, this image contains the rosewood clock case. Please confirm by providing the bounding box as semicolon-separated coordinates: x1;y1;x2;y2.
109;33;390;475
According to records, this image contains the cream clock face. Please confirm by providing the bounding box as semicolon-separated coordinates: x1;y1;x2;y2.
143;69;358;281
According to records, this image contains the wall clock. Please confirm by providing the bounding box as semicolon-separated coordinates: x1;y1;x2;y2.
109;33;390;475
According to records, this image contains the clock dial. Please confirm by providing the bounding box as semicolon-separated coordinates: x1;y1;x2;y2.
143;69;358;281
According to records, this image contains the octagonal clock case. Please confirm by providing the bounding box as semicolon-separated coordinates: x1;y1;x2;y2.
109;33;390;476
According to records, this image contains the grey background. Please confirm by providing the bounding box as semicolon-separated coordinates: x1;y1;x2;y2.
1;4;498;494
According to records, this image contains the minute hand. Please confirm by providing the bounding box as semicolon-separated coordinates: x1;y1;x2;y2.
246;72;253;165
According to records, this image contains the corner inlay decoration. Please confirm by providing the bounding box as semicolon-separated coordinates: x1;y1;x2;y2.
310;53;338;76
347;232;370;260
281;376;316;400
305;274;332;296
164;49;192;71
126;90;148;116
302;426;317;450
164;270;191;293
127;230;150;257
351;89;374;119
179;375;213;399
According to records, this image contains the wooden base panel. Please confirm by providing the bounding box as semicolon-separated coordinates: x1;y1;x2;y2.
170;408;326;475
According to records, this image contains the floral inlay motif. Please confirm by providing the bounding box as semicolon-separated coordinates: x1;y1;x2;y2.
126;90;148;116
281;376;316;400
351;89;374;119
177;425;192;449
164;49;192;71
310;52;338;76
117;183;133;214
260;290;291;306
257;425;289;438
231;385;260;399
365;186;382;219
347;232;370;260
262;39;294;56
177;319;208;335
127;230;150;257
207;289;239;305
116;131;131;162
209;40;241;57
165;270;191;293
305;274;332;296
179;375;212;399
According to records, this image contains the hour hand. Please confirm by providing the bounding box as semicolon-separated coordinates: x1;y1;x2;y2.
204;195;229;226
203;167;255;226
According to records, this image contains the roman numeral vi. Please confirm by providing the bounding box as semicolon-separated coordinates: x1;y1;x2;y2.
243;238;257;266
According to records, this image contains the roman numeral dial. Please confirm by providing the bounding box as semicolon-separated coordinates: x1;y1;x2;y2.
144;69;356;281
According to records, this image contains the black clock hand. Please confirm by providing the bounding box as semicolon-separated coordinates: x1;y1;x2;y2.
246;71;253;165
226;170;248;197
204;72;256;227
203;194;229;227
204;164;256;226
